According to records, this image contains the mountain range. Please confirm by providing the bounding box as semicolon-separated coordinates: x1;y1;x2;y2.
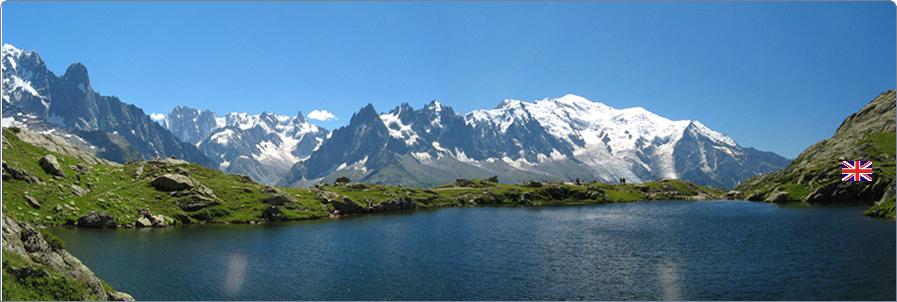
276;96;789;188
2;44;790;188
1;44;214;167
158;107;328;184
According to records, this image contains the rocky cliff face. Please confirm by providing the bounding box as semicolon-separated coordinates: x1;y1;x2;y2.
2;44;214;167
160;107;329;185
736;90;896;218
281;96;790;188
2;214;133;300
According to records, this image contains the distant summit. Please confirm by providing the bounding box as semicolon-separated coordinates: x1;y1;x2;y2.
280;94;790;188
1;44;215;166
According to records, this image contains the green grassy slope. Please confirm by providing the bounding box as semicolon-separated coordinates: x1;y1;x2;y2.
2;127;723;227
735;91;896;219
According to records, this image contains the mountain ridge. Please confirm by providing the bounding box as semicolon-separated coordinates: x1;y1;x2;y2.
1;44;215;167
280;95;790;188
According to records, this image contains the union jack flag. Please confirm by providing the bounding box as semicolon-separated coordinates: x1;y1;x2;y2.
841;160;873;182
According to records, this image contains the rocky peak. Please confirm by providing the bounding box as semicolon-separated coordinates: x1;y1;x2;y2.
835;90;896;137
62;62;90;90
351;103;381;125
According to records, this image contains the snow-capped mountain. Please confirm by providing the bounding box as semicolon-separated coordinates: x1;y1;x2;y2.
1;44;215;166
160;108;328;185
280;95;789;188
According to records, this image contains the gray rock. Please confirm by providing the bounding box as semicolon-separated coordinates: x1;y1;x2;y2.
133;165;144;178
330;196;365;214
150;173;197;191
149;215;168;227
38;154;65;177
76;212;117;228
70;184;88;196
134;216;152;227
765;191;791;203
24;195;40;209
262;194;294;205
725;190;743;199
2;161;41;183
260;206;283;221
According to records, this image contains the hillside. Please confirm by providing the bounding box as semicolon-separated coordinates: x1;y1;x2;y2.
2;126;723;228
736;90;896;218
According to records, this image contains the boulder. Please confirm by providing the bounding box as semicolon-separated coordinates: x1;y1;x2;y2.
263;194;294;205
38;155;65;177
149;215;168;227
725;190;743;199
70;184;88;197
314;190;343;204
334;176;351;184
24;195;40;209
76;212;117;228
133;165;144;178
150;174;197;191
765;191;791;203
260;206;283;221
134;216;152;228
330;196;365;214
486;176;499;183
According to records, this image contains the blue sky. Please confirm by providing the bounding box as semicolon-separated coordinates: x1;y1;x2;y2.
3;1;894;158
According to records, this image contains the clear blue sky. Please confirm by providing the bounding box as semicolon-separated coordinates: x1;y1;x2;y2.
3;1;894;158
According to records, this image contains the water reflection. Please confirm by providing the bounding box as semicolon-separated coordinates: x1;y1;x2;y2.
658;259;681;300
224;252;248;296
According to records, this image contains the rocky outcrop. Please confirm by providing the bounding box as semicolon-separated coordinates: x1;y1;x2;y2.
330;197;366;215
366;198;416;212
803;179;891;204
2;214;133;300
262;194;294;205
260;206;284;221
737;90;896;218
176;196;220;212
150;173;197;191
38;154;65;177
70;184;88;196
76;212;117;228
24;195;40;209
134;208;171;227
764;191;791;203
2;160;41;183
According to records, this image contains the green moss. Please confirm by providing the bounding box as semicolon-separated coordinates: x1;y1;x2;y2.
864;197;896;219
2;250;101;301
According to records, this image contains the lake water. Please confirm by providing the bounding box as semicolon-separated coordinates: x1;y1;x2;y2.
53;200;895;300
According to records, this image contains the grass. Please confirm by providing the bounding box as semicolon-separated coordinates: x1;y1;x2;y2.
865;197;896;219
1;250;101;301
2;128;725;227
864;132;896;177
